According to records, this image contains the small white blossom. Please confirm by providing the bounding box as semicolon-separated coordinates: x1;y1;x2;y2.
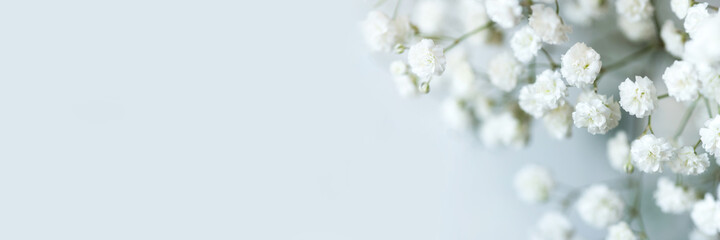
618;76;658;118
654;177;698;214
663;60;700;102
442;98;474;130
408;39;447;78
561;42;602;88
511;26;542;63
460;0;491;45
630;134;674;173
414;1;446;35
606;222;636;240
488;52;522;92
514;164;555;204
616;0;654;22
362;11;411;52
670;146;710;175
572;92;621;135
564;0;609;26
519;70;568;118
671;0;693;19
529;4;572;44
485;0;522;28
685;3;711;39
543;101;573;140
691;193;720;235
480;111;529;149
700;116;720;156
618;16;656;42
684;14;720;66
698;64;720;104
446;51;478;97
530;212;574;240
660;20;686;58
390;61;408;76
576;184;625;228
607;131;631;173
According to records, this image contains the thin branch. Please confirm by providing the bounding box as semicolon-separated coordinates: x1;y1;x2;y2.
444;22;494;52
657;93;669;99
541;48;559;69
704;97;713;117
673;97;699;140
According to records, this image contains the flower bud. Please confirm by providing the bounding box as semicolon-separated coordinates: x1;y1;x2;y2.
419;81;430;94
394;44;406;54
624;161;634;174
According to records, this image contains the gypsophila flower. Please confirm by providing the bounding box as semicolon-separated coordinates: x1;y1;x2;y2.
519;70;568;118
514;164;554;204
488;52;522;92
485;0;522;28
606;222;636;240
654;177;698;214
442;98;474;130
684;14;720;66
685;3;711;39
362;11;411;52
698;64;720;104
390;61;408;76
660;20;685;58
691;193;720;235
472;94;493;119
480;111;529;149
700;116;720;156
572;92;621;135
564;0;609;26
414;0;446;35
670;146;710;175
529;4;572;44
460;0;491;45
663;60;699;102
672;0;693;19
408;39;446;79
530;212;574;240
561;42;602;88
618;76;658;118
511;26;542;63
615;0;654;22
608;131;631;173
543;101;573;140
446;50;477;97
576;184;625;228
618;16;656;42
630;134;674;173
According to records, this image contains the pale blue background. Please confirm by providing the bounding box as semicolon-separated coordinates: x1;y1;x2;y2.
0;0;697;239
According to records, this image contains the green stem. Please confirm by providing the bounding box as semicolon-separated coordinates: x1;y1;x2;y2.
554;0;560;15
657;93;669;99
673;97;699;140
704;97;713;117
647;115;654;135
595;44;656;83
444;22;494;52
694;139;702;150
541;48;559;70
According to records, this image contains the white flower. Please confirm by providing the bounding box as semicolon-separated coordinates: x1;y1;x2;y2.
698;64;720;104
700;116;720;156
663;60;700;102
660;20;686;58
393;74;419;97
529;4;572;44
572;92;621;135
561;43;602;88
576;184;624;228
607;131;631;173
460;0;491;45
414;1;446;35
480;111;529;149
362;11;410;52
671;0;693;19
690;228;719;240
618;76;658;118
685;3;711;39
564;0;609;26
488;52;522;92
442;98;474;130
472;94;493;119
630;134;674;173
514;164;554;204
691;193;720;235
684;14;720;66
390;61;408;76
606;222;636;240
543;101;573;140
408;39;447;78
511;26;542;63
519;70;568;118
616;0;654;22
530;212;574;240
446;51;478;97
618;16;656;42
670;146;710;175
485;0;522;28
654;177;698;214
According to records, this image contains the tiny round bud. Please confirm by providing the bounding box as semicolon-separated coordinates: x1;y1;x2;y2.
394;44;406;54
419;82;430;94
624;161;634;174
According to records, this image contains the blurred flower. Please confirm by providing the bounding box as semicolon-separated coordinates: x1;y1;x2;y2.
654;177;698;214
488;52;522;92
660;20;685;58
529;4;571;44
606;221;636;240
511;26;542;63
485;0;522;28
618;16;656;42
616;0;654;22
700;116;720;156
671;0;692;19
543;100;573;140
362;11;410;52
576;184;624;228
691;193;720;235
663;60;700;102
684;3;711;39
530;212;574;240
414;0;446;34
669;146;710;175
607;131;631;173
514;164;554;204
